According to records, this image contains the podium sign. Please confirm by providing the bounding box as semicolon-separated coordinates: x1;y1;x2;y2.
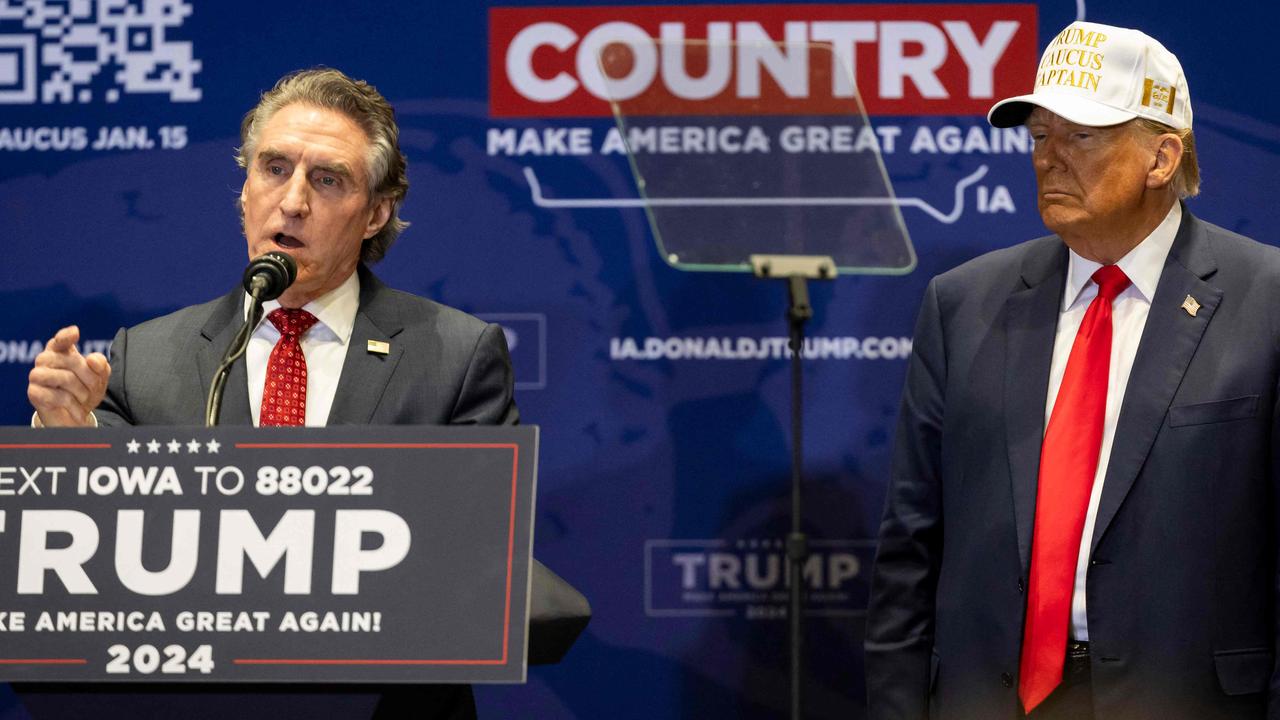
0;425;538;684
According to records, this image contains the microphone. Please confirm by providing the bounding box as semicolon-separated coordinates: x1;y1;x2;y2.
242;251;297;302
207;252;298;426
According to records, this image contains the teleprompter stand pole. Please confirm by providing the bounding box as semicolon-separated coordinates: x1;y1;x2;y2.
750;254;836;720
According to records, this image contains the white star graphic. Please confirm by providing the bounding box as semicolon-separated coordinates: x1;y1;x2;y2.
187;439;201;453
146;439;161;454
167;439;181;453
126;439;140;454
206;439;221;453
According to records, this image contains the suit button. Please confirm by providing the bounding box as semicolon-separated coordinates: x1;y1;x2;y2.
1001;672;1013;688
1017;578;1025;593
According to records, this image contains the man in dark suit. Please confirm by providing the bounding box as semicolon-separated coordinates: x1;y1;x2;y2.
22;68;516;719
865;21;1279;719
29;67;514;432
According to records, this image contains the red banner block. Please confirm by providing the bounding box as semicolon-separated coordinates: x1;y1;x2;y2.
490;3;1038;118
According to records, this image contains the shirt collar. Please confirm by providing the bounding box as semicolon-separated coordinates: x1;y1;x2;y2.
243;269;360;344
1062;202;1182;311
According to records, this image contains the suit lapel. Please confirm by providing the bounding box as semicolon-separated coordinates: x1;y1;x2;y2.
1090;211;1220;552
195;289;254;425
326;267;406;425
1005;239;1069;572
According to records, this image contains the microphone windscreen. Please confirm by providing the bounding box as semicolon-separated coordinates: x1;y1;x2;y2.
242;252;297;301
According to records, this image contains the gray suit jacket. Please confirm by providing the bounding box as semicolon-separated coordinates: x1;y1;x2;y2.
866;210;1280;719
96;264;517;427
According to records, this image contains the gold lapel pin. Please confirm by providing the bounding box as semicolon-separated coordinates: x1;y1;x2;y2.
367;339;390;355
1181;295;1200;317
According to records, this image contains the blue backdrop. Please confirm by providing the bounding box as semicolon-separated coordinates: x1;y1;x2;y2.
1;1;1277;717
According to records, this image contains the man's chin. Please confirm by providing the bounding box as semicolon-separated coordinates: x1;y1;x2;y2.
1038;205;1088;236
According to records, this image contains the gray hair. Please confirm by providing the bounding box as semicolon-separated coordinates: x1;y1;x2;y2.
236;68;409;263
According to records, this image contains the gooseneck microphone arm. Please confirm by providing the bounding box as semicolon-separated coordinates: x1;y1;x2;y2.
203;303;264;427
204;252;297;427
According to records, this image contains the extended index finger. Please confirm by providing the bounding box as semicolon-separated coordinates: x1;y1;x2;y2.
46;326;82;355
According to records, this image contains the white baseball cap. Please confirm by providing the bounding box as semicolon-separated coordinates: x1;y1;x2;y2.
988;21;1191;130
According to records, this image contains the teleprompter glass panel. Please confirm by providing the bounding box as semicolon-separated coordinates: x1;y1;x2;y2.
599;40;914;274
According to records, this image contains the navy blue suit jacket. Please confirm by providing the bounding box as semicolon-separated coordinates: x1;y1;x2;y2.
866;210;1280;719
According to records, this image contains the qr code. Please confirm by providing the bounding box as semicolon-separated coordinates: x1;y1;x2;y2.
0;0;201;104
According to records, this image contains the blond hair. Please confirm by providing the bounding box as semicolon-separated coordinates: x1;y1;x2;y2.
1133;117;1200;198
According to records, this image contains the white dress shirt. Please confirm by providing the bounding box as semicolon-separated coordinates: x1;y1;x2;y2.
246;270;359;427
1043;202;1182;641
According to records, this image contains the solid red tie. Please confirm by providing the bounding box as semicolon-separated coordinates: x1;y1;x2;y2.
259;308;318;427
1019;265;1130;713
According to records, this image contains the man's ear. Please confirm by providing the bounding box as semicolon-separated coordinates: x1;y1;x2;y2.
1148;133;1184;190
364;196;392;239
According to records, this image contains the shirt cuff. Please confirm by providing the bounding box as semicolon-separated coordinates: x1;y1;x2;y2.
31;411;98;428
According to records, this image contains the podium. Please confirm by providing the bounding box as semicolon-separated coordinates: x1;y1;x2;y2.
0;425;588;690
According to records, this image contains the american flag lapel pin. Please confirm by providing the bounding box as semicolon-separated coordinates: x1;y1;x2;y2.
1181;295;1200;317
367;339;390;355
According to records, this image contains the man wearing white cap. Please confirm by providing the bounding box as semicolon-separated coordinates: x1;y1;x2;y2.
866;21;1280;719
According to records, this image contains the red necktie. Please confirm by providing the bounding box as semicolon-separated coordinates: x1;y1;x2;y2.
1019;265;1130;712
259;308;318;427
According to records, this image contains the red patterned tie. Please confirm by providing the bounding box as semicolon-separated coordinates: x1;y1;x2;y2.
259;308;318;427
1019;265;1130;713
